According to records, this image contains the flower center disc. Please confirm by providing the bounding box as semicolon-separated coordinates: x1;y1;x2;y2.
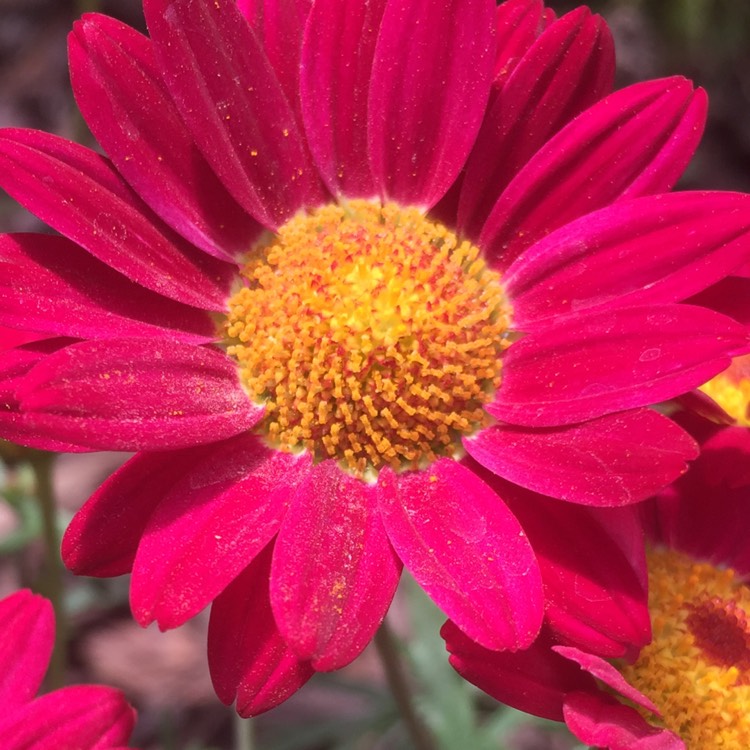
224;200;510;477
618;549;750;748
699;354;750;425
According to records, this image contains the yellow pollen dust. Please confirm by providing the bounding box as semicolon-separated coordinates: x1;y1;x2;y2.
699;354;750;425
617;548;750;748
224;200;510;477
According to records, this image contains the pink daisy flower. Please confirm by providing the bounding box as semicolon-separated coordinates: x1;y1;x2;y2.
1;0;749;715
0;589;135;749
445;417;750;749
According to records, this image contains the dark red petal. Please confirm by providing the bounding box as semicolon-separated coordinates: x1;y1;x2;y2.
507;192;750;330
563;692;684;750
0;590;53;709
378;459;543;651
0;686;135;749
69;14;261;261
62;447;212;577
465;409;698;506
0;129;234;310
0;234;215;343
300;0;386;198
459;7;614;239
443;621;597;721
688;276;750;326
271;460;401;670
132;437;311;629
18;339;262;451
491;480;650;658
481;77;707;270
368;0;496;208
491;305;749;427
209;543;315;717
144;0;325;229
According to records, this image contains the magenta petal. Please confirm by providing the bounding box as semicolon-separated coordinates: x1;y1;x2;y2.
493;481;650;658
492;0;545;85
0;129;233;310
300;0;386;198
368;0;496;208
69;14;261;261
144;0;325;229
0;233;215;343
481;77;707;269
209;543;315;718
555;646;660;715
61;448;213;577
466;409;698;506
491;305;749;427
0;591;53;709
443;621;597;721
131;436;311;629
0;338;93;453
378;459;543;650
242;0;313;116
459;7;614;239
0;685;135;749
507;192;750;330
563;692;684;750
18;339;262;450
271;461;402;670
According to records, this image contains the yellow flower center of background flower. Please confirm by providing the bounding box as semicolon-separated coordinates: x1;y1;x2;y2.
224;200;510;477
617;548;750;748
699;354;750;425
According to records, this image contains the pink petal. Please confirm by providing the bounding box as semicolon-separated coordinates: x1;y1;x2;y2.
492;0;546;85
0;233;215;343
271;460;402;670
491;304;749;427
563;692;684;750
62;447;212;577
377;459;543;651
17;339;262;450
209;542;315;717
132;436;311;629
465;409;698;506
69;14;261;261
507;191;750;330
144;0;325;229
0;337;91;453
555;646;661;715
481;77;707;269
0;591;53;709
494;482;650;658
241;0;312;115
459;7;614;239
300;0;386;198
0;129;234;309
443;621;596;722
0;685;135;750
368;0;496;208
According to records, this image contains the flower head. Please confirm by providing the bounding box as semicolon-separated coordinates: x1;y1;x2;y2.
1;0;749;716
0;589;135;749
445;419;750;749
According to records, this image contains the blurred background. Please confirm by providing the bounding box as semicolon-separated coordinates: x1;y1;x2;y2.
0;1;749;748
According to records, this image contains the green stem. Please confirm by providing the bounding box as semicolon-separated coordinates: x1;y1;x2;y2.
30;452;66;691
233;712;255;750
374;620;436;750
